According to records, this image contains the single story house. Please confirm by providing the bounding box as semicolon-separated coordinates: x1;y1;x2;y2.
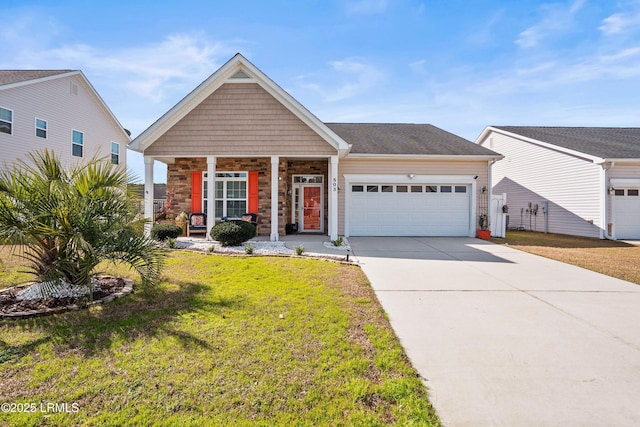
129;54;501;240
476;126;640;240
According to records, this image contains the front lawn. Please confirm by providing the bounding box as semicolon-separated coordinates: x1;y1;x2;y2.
493;231;640;285
0;250;439;426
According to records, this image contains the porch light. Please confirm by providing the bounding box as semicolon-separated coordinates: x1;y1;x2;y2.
408;174;415;179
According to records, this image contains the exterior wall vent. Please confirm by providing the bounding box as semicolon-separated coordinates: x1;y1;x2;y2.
70;82;78;95
230;69;251;79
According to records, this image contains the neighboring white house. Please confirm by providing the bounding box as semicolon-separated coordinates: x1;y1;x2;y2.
476;126;640;240
0;70;129;169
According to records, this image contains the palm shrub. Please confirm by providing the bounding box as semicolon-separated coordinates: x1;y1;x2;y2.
0;150;165;298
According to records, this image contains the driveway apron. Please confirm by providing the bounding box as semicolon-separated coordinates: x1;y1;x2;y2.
350;237;640;427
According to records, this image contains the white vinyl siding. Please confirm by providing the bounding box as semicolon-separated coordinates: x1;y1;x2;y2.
487;132;602;238
0;74;127;169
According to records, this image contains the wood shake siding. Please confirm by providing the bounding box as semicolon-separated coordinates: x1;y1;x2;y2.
337;159;489;235
145;83;335;156
489;132;602;238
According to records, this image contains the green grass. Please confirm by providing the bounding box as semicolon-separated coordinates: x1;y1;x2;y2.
493;230;640;285
0;250;439;426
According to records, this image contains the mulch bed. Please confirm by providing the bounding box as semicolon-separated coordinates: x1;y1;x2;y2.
0;276;133;318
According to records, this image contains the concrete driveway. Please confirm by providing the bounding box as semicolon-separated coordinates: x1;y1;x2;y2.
350;237;640;427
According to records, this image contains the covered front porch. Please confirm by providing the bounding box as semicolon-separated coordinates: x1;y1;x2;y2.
143;155;340;241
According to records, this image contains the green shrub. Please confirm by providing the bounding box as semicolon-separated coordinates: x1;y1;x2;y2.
245;243;254;254
295;245;304;255
151;223;182;241
210;220;256;246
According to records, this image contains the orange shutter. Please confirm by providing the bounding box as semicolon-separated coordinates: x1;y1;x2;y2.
191;171;202;213
248;171;259;213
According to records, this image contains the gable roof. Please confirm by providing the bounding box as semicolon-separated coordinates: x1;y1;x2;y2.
327;123;501;157
488;126;640;160
129;53;350;155
0;69;130;141
0;70;76;88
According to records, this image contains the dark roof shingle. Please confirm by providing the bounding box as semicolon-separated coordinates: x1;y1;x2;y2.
327;123;499;156
494;126;640;159
0;70;75;87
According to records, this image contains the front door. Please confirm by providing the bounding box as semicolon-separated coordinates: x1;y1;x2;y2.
301;185;323;232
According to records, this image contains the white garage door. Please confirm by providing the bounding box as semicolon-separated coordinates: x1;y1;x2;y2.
348;183;471;236
614;188;640;239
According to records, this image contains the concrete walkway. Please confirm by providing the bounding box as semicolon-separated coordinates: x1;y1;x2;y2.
350;237;640;427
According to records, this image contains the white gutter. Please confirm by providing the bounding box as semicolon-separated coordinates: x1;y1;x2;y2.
345;154;504;161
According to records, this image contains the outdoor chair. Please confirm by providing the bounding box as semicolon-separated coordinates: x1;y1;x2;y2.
241;213;258;236
187;213;207;237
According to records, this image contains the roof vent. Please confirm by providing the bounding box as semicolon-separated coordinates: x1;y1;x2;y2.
230;69;251;79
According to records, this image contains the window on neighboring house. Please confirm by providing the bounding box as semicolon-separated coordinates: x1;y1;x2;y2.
35;118;47;138
203;172;248;219
0;107;12;135
111;142;120;164
72;130;83;157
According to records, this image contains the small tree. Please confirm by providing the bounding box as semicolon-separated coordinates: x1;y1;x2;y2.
0;150;164;297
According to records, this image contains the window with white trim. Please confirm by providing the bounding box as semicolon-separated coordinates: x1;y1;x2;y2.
72;130;83;157
111;142;120;164
203;172;248;219
35;118;47;138
0;107;12;135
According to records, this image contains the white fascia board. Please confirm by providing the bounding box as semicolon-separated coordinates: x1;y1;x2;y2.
129;53;347;154
474;126;493;145
344;153;504;161
481;126;603;163
76;71;131;142
0;71;81;91
343;174;477;184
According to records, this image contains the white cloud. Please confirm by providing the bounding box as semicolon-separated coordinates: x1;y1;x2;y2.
43;33;235;103
409;59;428;75
296;58;385;102
345;0;388;16
515;0;586;49
599;2;640;35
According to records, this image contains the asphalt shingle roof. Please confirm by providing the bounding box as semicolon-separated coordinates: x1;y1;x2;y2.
494;126;640;159
327;123;499;156
0;70;75;87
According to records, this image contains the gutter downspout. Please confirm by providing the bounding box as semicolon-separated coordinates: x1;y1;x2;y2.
602;161;614;240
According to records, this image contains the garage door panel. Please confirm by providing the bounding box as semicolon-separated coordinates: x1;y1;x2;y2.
349;184;470;236
614;189;640;239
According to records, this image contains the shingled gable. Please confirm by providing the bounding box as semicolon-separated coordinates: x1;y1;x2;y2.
483;126;640;161
128;53;350;156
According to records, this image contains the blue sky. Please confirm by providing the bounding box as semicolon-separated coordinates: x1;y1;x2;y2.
3;0;640;182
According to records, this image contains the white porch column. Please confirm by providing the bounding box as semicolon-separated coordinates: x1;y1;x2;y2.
206;156;216;240
271;156;279;241
328;155;339;241
143;156;155;236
